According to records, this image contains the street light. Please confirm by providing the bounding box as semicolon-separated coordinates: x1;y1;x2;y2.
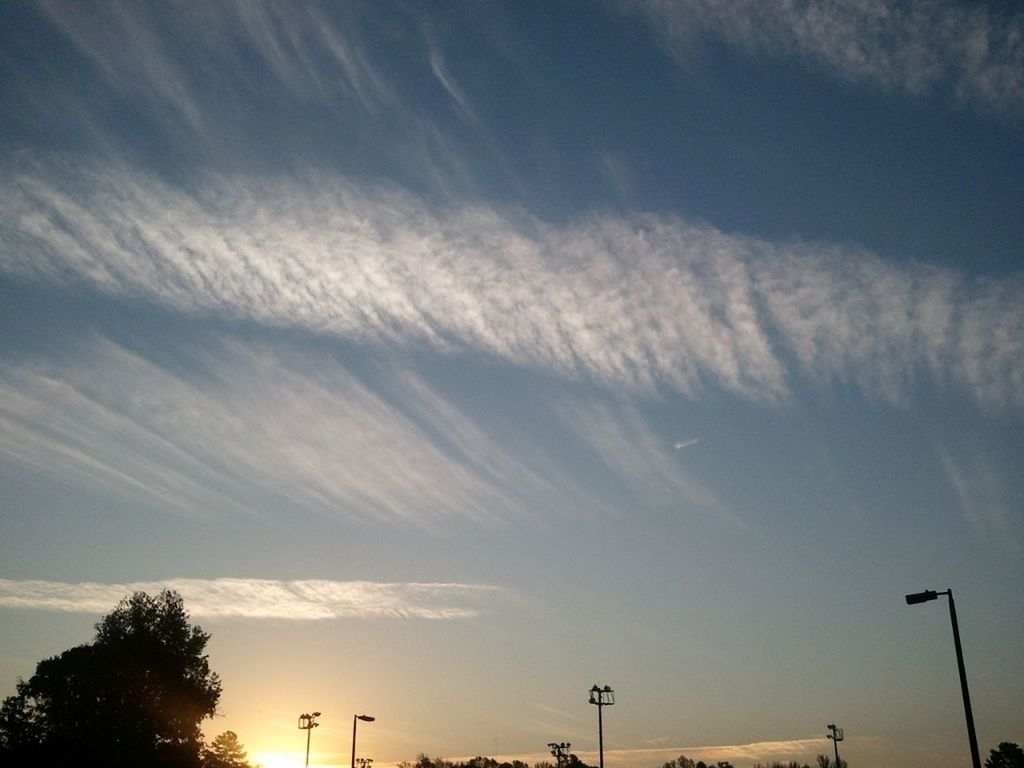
905;588;980;768
352;714;376;768
588;684;614;768
826;724;843;768
298;712;321;768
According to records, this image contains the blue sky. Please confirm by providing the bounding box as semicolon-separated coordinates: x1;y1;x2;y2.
1;2;1022;767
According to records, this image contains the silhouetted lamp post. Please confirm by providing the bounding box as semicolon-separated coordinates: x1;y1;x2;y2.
298;712;321;768
826;723;843;768
352;714;375;768
588;684;614;768
549;741;572;768
905;588;980;768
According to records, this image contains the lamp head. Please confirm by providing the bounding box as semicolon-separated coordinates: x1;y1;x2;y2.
357;714;375;722
905;590;939;605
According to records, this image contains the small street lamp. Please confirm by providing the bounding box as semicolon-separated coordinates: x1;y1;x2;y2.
826;723;843;768
905;588;981;768
548;741;572;768
298;712;321;768
352;714;376;768
588;684;614;768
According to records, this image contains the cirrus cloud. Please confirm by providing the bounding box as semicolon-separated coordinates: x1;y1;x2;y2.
0;577;504;620
631;0;1024;116
1;160;1022;410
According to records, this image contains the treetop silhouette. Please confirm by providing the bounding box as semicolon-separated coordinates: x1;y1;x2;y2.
0;589;222;768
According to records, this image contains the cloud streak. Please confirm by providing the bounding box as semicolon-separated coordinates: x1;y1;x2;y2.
2;161;1021;410
0;577;502;620
554;398;738;525
34;0;396;134
26;0;497;197
632;0;1024;115
0;335;615;526
938;445;1017;547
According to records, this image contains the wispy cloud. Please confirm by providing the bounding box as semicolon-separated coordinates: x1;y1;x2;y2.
593;739;849;767
37;0;206;134
35;0;396;132
674;438;699;450
429;46;478;126
554;398;737;524
3;161;1022;410
631;0;1024;115
0;577;502;620
27;0;499;195
0;335;603;527
938;445;1017;547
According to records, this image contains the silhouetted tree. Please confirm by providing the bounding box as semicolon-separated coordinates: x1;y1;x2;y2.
398;756;587;768
0;590;221;768
203;730;253;768
663;756;734;768
662;756;696;768
398;754;454;768
986;743;1024;768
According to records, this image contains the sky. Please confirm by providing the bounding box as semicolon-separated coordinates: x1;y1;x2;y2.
0;2;1022;767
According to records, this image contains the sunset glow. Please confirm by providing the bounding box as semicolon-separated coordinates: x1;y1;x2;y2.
1;2;1022;768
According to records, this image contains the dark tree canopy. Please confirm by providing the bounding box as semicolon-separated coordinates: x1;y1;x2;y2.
986;743;1024;768
663;754;735;768
400;755;577;768
0;590;222;768
752;758;840;768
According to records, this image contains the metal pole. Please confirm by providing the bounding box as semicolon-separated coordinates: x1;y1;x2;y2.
299;713;319;768
945;590;981;768
597;700;604;768
832;736;840;768
352;714;358;768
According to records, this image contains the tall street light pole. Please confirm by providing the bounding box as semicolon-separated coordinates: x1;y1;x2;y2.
352;714;376;768
905;588;981;768
298;712;321;768
588;684;614;768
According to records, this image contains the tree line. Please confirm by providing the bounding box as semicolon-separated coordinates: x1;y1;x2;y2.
2;590;1022;768
400;753;600;768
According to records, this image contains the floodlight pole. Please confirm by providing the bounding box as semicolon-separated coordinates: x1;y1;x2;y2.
588;684;614;768
826;724;843;768
905;588;980;768
298;712;321;768
352;714;376;768
549;741;572;768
